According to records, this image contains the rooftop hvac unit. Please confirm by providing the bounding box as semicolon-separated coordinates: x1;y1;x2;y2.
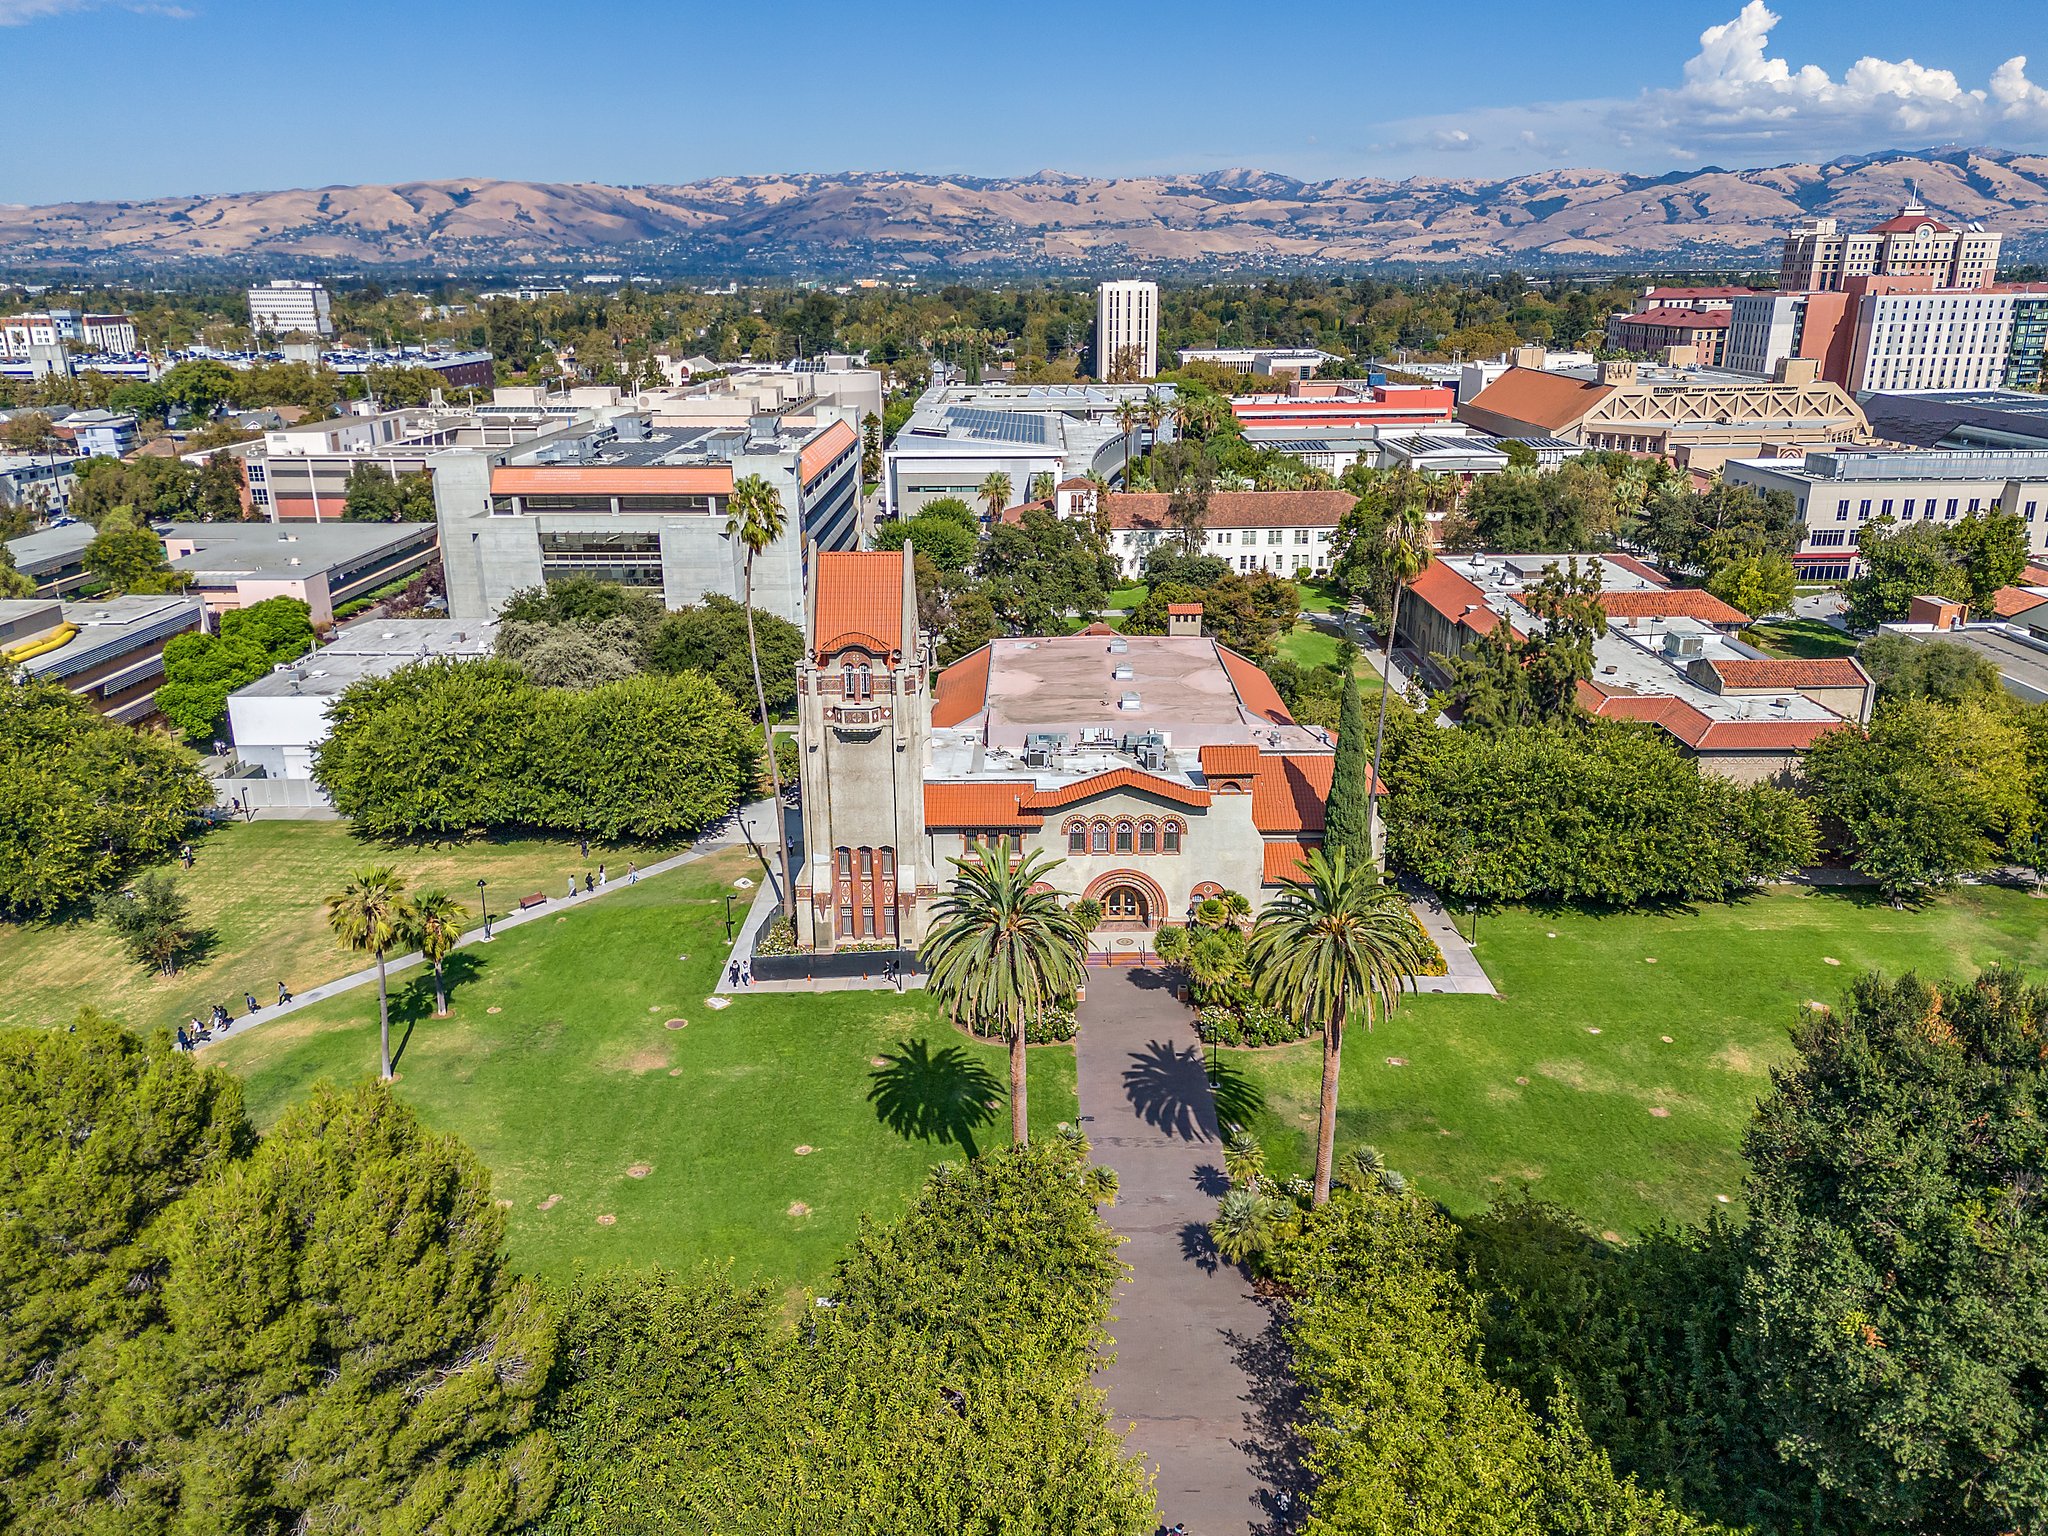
1118;692;1142;711
1138;743;1168;771
1026;748;1052;768
1108;638;1129;653
1663;631;1707;660
1113;664;1134;680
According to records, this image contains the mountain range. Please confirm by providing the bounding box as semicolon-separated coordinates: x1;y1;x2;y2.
5;148;2048;276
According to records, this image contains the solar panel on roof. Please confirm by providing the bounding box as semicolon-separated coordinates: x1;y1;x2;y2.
945;408;1051;445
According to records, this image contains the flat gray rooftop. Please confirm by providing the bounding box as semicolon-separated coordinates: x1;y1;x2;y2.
234;621;497;699
163;521;433;580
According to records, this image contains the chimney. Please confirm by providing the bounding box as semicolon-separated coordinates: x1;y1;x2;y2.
1167;602;1203;638
1512;345;1547;371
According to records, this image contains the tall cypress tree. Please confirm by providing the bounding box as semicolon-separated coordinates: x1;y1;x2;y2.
1324;662;1372;866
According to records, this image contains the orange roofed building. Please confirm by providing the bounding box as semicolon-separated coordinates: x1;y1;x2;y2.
794;546;1377;952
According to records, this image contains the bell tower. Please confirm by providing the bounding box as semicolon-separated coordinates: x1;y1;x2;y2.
795;544;929;951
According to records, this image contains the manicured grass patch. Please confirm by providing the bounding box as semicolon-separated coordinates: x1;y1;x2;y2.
1277;622;1343;669
1107;584;1148;611
206;847;1078;1289
1741;618;1860;660
1225;885;2048;1236
0;818;687;1036
1296;580;1346;614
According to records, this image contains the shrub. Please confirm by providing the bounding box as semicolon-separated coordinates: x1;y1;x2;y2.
1195;1002;1314;1048
969;1004;1079;1043
755;915;805;956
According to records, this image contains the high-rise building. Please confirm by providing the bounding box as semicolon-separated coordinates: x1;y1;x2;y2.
247;280;334;338
1778;199;2003;292
1726;278;2018;393
1095;280;1158;381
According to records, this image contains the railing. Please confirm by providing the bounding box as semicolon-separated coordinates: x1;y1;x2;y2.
828;704;892;728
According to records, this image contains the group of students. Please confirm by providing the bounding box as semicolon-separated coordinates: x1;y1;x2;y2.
175;981;291;1050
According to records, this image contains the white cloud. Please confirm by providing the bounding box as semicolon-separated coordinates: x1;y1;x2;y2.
1332;5;2048;178
0;0;190;21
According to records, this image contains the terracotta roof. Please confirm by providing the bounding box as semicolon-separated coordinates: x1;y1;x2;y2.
1262;841;1318;885
1709;657;1867;690
1870;211;1953;234
813;550;905;659
491;465;733;497
932;644;992;727
1642;286;1755;299
1252;753;1335;834
1216;646;1296;724
1167;602;1204;615
1460;367;1613;435
2024;563;2048;586
1603;553;1671;588
1406;560;1506;635
1198;744;1262;779
1620;307;1733;329
1598;588;1749;624
1578;682;1847;751
1102;490;1355;531
797;418;858;485
924;781;1042;829
1023;768;1212;811
1075;621;1118;636
1056;476;1094;491
1994;587;2048;619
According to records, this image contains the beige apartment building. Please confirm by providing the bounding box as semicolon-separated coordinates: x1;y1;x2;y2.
1779;200;2003;292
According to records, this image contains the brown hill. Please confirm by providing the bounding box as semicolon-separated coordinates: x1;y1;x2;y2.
4;149;2046;272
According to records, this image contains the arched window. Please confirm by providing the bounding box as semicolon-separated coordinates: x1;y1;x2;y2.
1138;820;1157;853
1115;820;1134;854
1162;820;1183;853
1092;820;1110;854
1068;820;1087;854
857;664;872;699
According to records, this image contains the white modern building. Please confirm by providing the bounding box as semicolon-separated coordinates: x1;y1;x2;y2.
0;311;136;357
1096;280;1159;381
1724;447;2048;582
1850;289;2018;394
1098;490;1352;581
60;409;138;458
1175;347;1336;379
247;280;334;338
225;620;498;782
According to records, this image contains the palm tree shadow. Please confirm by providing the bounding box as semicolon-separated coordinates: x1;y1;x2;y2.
384;951;485;1073
1123;1039;1219;1141
867;1038;1003;1160
1207;1053;1271;1135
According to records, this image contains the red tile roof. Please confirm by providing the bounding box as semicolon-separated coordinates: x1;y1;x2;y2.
1252;753;1334;834
1578;682;1847;751
1262;841;1318;885
1870;211;1953;234
1023;768;1212;811
1603;553;1671;588
1075;621;1118;636
932;644;992;727
1708;657;1867;690
1167;602;1204;615
813;550;905;660
1102;490;1355;531
1621;307;1733;329
1406;560;1506;635
1216;646;1296;724
1994;586;2048;618
492;465;734;497
1460;368;1614;435
1198;744;1262;779
797;418;858;485
924;781;1042;829
1598;588;1749;625
2024;563;2048;586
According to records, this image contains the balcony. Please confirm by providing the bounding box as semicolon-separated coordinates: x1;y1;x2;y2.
828;704;892;732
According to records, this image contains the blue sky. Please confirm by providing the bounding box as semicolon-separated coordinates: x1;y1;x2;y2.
3;0;2045;203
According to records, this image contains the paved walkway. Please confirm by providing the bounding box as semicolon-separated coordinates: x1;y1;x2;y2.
1402;883;1499;996
1076;967;1299;1535
192;799;779;1052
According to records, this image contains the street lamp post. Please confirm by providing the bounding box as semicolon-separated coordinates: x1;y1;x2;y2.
725;891;737;941
477;878;491;941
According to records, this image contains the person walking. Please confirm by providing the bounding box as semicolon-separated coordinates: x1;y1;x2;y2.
597;862;607;886
566;875;577;900
189;1014;207;1042
579;835;590;859
739;960;752;989
175;1024;192;1051
583;872;594;894
244;991;259;1016
728;960;740;989
277;980;292;1005
179;843;194;869
627;862;639;885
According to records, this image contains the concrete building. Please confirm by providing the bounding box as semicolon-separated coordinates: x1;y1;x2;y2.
1398;553;1866;779
161;521;438;627
438;402;862;628
1096;280;1159;381
1779;200;2003;292
1724;447;2048;581
1730;280;2020;392
882;383;1165;518
0;593;205;722
0;311;136;357
5;522;94;596
1175;347;1337;379
225;619;498;781
1627;286;1759;313
1095;490;1353;580
58;409;138;459
1877;593;2048;705
247;280;334;338
1458;359;1869;472
0;454;78;524
323;347;496;392
1604;306;1731;365
793;547;1362;951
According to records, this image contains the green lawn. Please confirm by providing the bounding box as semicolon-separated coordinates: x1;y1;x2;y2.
1225;885;2048;1237
1741;618;1861;660
1107;584;1148;611
205;847;1078;1290
1296;580;1346;614
0;819;688;1036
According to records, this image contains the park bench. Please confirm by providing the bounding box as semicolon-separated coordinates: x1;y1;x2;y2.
517;892;548;911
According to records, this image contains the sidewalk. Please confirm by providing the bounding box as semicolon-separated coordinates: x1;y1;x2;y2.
193;799;779;1052
1402;882;1499;996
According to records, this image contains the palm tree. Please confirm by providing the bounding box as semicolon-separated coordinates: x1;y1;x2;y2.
1113;397;1140;449
976;470;1013;521
1247;848;1430;1205
1366;482;1433;857
921;841;1087;1148
410;890;470;1017
1141;390;1167;445
727;474;795;920
325;866;416;1081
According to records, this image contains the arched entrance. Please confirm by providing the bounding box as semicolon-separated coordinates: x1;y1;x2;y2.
1083;869;1167;931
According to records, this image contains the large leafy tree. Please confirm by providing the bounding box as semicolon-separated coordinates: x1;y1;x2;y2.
0;679;211;916
1802;698;2033;899
341;462;437;523
978;507;1119;634
1640;481;1799;572
325;865;416;1081
872;510;978;572
1441;559;1605;730
83;516;175;591
1249;848;1431;1204
921;843;1088;1147
157;592;317;740
642;593;803;717
151;1084;559;1533
1843;521;1969;629
96;870;203;976
1745;967;2048;1535
726;473;794;919
1706;553;1795;620
0;1014;248;1535
1943;508;2031;620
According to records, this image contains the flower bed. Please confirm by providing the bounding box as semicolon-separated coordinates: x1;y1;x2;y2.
968;1005;1079;1044
1195;1002;1315;1048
